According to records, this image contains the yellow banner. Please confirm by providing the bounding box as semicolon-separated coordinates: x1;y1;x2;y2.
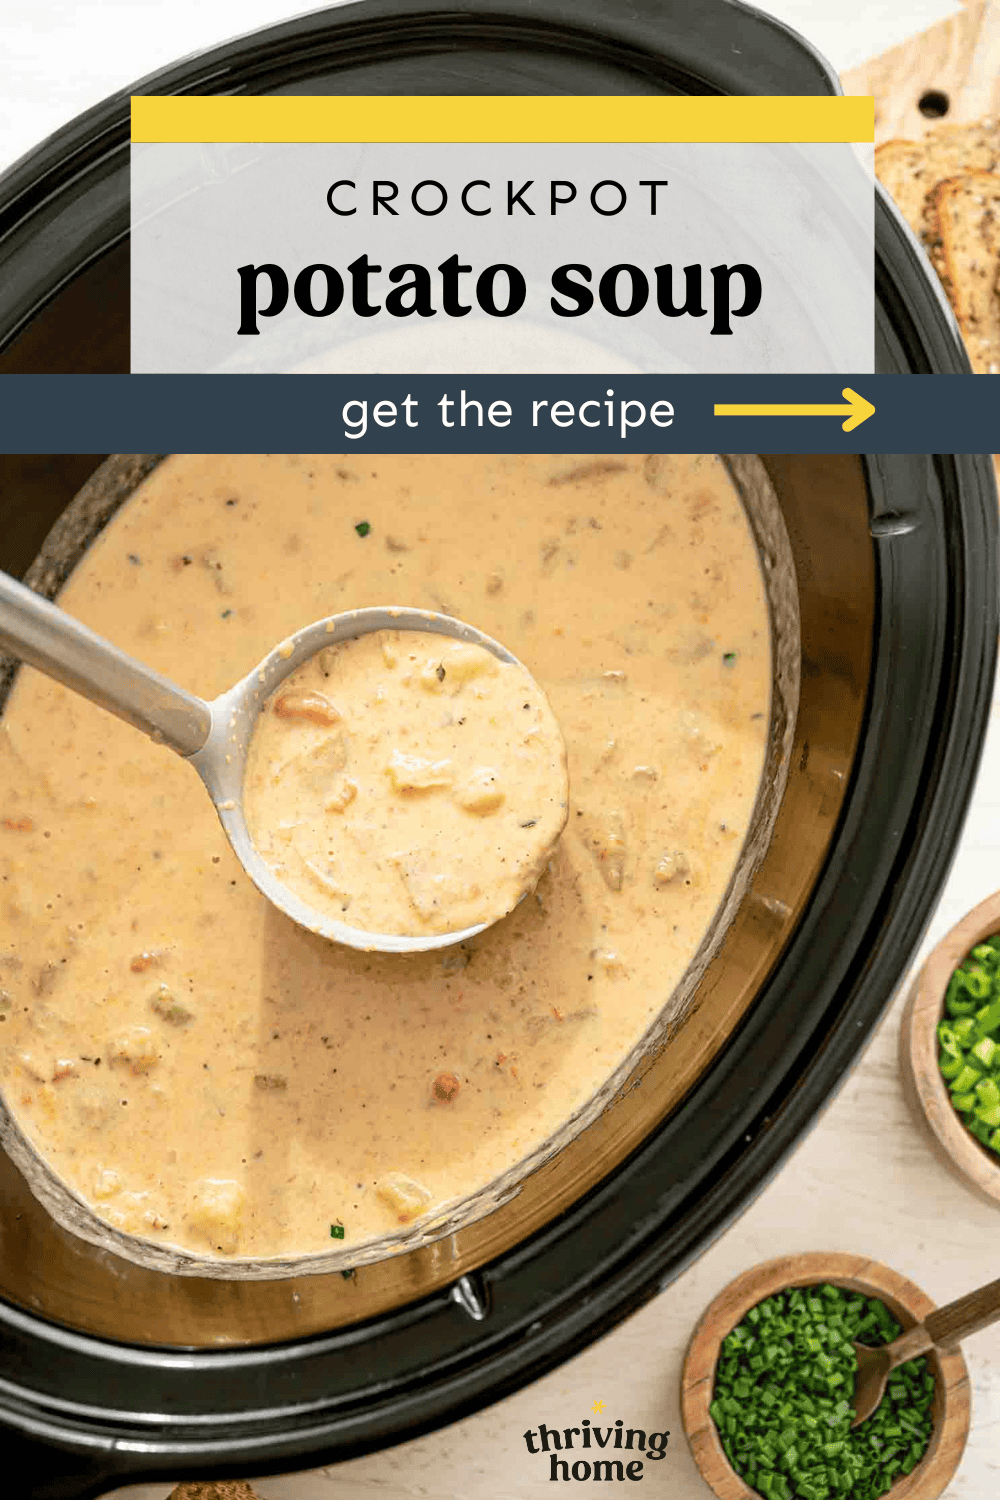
131;95;873;144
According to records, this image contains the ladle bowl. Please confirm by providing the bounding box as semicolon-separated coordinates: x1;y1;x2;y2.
0;572;560;952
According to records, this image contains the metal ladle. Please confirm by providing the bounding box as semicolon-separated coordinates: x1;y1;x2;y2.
0;571;561;953
852;1271;1000;1426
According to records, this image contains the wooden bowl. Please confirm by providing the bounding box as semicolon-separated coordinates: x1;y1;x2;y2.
901;891;1000;1208
681;1252;970;1500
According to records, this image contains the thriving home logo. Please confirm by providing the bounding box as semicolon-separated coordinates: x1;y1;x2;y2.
524;1416;670;1481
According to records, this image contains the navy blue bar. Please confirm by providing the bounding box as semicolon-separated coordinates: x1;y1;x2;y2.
0;374;996;453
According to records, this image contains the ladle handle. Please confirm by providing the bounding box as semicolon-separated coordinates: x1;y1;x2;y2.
0;569;211;757
924;1272;1000;1350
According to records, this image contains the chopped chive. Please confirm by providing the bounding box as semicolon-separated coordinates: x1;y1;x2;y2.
710;1284;933;1498
939;930;1000;1160
355;521;371;537
330;1221;345;1239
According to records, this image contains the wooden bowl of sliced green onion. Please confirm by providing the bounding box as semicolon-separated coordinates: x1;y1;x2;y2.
681;1252;969;1500
901;892;1000;1208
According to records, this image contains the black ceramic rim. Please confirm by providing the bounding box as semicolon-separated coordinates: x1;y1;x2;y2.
0;3;993;1496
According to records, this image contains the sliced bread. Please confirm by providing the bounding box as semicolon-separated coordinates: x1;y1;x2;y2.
168;1484;260;1500
875;119;999;252
933;169;1000;374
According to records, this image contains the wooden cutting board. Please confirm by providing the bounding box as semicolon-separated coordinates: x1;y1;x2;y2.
841;0;1000;143
846;0;1000;485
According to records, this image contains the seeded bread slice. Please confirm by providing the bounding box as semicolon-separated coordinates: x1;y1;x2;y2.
875;119;999;257
168;1484;260;1500
933;170;1000;374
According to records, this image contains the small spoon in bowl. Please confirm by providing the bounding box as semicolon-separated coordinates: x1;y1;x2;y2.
852;1271;1000;1426
0;571;567;954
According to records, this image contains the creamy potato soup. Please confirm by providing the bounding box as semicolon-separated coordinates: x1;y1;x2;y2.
0;454;769;1262
245;631;569;938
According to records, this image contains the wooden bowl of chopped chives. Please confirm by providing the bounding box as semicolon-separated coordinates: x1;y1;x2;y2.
900;892;1000;1208
680;1253;969;1500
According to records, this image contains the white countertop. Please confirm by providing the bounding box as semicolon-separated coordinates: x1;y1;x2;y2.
3;3;998;1498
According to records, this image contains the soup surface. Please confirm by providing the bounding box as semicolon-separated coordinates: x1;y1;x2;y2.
0;454;769;1260
244;631;569;936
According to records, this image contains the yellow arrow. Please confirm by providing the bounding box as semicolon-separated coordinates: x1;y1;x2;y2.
714;387;875;433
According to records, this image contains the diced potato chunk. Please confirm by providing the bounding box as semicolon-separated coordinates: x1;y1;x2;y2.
579;810;628;891
387;750;454;792
75;1084;113;1130
452;767;505;815
325;775;358;813
393;859;447;921
281;733;348;790
590;947;628;977
33;961;60;997
677;710;722;759
654;851;691;886
149;984;194;1026
93;1166;123;1200
391;857;481;923
274;690;342;726
437;642;498;684
108;1025;158;1075
187;1178;244;1254
18;1050;51;1082
105;1191;154;1233
381;634;401;669
419;659;448;692
378;1172;433;1223
302;856;353;906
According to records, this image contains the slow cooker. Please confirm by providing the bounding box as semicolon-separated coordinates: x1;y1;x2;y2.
1;442;994;1498
0;3;995;1497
